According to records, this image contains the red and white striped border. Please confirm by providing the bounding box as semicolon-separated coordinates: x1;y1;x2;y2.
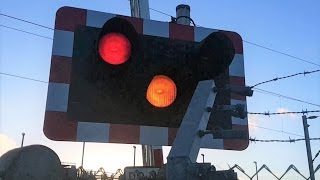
44;6;248;150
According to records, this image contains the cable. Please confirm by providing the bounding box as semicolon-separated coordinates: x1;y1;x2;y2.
172;16;197;26
244;40;320;67
251;69;320;88
149;7;173;17
0;13;54;30
254;88;320;107
247;110;320;116
0;24;53;40
313;150;320;162
249;137;320;143
0;72;48;83
248;124;304;137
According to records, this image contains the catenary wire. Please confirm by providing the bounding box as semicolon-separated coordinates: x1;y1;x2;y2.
149;8;173;17
313;150;320;162
0;13;54;30
249;137;320;143
0;72;48;83
0;24;53;40
253;88;320;107
243;40;320;67
248;124;303;137
247;110;320;116
251;69;320;88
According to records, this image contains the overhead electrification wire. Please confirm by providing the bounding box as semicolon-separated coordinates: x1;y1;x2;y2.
243;40;320;67
251;69;320;88
149;7;173;17
249;137;320;143
248;124;304;137
313;150;320;162
0;24;53;40
0;72;48;83
0;13;54;30
247;110;320;116
253;88;320;107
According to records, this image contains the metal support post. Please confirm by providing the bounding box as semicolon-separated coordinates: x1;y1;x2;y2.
167;80;217;180
302;115;315;180
130;0;150;19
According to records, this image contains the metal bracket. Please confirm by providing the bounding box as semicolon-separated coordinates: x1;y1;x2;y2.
198;129;248;139
209;104;247;119
213;85;253;97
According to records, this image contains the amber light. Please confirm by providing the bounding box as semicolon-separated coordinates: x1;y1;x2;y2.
146;75;177;108
98;32;131;65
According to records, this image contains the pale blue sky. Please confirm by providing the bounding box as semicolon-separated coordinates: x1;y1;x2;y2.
1;1;320;179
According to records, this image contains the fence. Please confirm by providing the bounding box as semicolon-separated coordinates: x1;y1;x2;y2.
231;164;320;180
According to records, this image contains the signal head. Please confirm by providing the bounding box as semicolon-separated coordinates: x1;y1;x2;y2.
98;17;138;65
199;32;235;76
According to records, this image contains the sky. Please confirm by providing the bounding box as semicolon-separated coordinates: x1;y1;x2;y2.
1;0;320;179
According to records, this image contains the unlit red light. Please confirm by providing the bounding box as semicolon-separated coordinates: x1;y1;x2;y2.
146;75;177;108
98;32;131;65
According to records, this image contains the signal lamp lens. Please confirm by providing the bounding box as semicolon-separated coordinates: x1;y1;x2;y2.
98;32;131;65
146;75;177;108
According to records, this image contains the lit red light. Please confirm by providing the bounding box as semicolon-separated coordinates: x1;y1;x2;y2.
146;75;177;108
98;32;131;65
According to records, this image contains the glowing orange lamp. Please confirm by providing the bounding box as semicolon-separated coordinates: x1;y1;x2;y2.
146;75;177;108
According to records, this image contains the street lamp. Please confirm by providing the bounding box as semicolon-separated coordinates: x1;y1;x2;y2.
201;154;204;163
81;142;85;167
302;115;318;180
21;132;25;147
253;161;258;180
133;146;136;167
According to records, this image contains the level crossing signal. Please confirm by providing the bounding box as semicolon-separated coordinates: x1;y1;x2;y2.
44;6;249;150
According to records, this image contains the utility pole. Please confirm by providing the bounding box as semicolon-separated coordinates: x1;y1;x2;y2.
302;115;316;180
